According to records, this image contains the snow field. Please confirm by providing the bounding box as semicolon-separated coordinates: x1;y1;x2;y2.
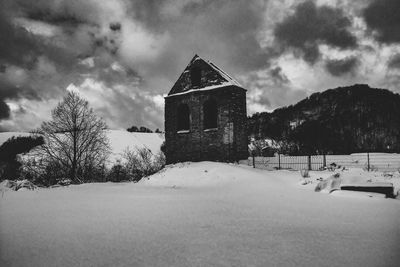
105;130;164;165
1;162;399;267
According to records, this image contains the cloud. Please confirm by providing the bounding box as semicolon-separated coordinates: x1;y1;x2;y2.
1;0;400;132
274;1;357;64
123;0;270;74
0;65;43;121
67;78;164;130
242;64;308;113
363;0;400;44
388;54;400;69
324;57;359;76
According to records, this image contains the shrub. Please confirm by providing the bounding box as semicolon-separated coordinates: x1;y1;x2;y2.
20;157;65;186
107;161;129;182
123;148;165;182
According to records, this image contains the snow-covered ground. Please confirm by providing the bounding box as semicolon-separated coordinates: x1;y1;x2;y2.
1;162;399;267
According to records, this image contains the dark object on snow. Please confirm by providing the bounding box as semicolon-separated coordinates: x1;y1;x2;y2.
315;173;341;193
340;182;395;198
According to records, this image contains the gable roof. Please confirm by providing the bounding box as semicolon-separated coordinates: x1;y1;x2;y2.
166;55;245;97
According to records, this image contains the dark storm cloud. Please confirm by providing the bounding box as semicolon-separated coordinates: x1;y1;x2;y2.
0;1;81;71
0;14;41;69
363;0;400;44
0;100;10;119
14;0;98;26
0;1;125;87
0;0;148;130
0;6;79;110
8;0;123;62
388;54;400;69
127;0;165;31
324;57;359;76
274;1;357;64
0;76;42;120
125;0;271;74
269;67;289;84
0;2;43;121
0;78;40;101
110;22;121;32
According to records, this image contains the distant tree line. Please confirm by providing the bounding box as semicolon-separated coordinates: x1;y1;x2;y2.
248;84;400;155
127;125;163;133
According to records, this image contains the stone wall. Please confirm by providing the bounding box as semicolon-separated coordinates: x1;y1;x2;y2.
165;86;248;164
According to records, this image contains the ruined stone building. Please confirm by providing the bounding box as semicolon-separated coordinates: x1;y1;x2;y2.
164;55;248;164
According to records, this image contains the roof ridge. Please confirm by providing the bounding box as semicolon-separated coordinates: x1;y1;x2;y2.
207;61;242;87
167;54;244;97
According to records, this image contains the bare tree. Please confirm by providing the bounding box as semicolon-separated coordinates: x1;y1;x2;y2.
38;92;110;183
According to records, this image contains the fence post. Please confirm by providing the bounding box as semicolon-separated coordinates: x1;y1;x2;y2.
252;154;255;168
367;152;370;172
278;153;281;170
323;154;326;169
308;155;311;170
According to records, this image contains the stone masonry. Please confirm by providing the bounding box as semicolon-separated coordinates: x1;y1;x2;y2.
164;55;248;164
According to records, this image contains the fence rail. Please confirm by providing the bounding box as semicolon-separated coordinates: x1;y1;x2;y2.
241;153;400;172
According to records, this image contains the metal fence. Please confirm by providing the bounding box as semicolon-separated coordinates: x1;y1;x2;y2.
241;153;400;172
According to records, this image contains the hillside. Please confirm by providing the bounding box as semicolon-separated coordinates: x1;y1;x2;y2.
106;130;164;164
248;84;400;155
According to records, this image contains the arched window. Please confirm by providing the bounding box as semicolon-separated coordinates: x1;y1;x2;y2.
203;99;217;129
177;104;190;131
190;67;201;87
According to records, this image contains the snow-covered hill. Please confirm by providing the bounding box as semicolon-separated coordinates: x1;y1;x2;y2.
106;130;164;163
1;162;399;266
0;130;164;164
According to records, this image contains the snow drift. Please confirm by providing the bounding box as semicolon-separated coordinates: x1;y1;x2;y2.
1;162;399;267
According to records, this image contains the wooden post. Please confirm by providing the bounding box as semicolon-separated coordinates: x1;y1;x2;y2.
278;153;281;170
252;154;255;168
367;152;370;172
323;154;326;169
308;155;311;171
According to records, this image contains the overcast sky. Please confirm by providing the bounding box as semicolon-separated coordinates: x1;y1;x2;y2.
0;0;399;131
